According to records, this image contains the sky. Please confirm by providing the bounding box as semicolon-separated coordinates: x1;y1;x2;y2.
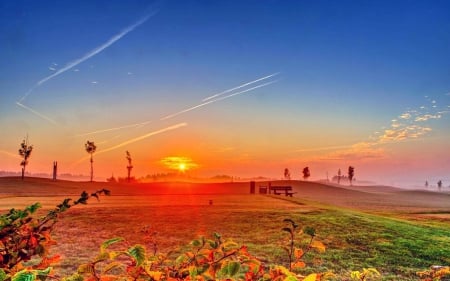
1;0;450;187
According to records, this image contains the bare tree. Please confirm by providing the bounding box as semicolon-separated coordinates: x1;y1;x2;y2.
18;136;33;180
302;167;310;181
85;141;97;182
126;150;133;183
437;180;442;191
348;166;355;186
284;168;291;180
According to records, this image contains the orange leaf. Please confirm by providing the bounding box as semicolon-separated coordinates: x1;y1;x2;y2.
294;248;304;259
292;261;306;269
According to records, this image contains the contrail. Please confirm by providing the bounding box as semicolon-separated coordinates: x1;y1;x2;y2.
293;145;354;153
16;102;58;125
161;80;278;120
71;123;187;166
0;150;21;160
74;120;152;137
18;11;156;103
202;72;279;102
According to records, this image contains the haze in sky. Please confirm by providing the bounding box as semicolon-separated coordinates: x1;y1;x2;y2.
1;1;449;187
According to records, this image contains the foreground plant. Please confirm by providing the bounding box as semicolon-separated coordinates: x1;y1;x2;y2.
350;268;380;281
0;189;110;281
281;219;326;272
417;265;450;281
70;233;331;281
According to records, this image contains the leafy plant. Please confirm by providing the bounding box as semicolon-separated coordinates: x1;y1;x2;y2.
417;265;450;281
281;219;326;272
0;189;110;281
350;268;380;281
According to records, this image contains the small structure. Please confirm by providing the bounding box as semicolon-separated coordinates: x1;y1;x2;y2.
269;185;295;197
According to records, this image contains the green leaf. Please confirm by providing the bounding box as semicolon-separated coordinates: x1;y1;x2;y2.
284;276;298;281
26;203;42;214
0;269;8;281
35;267;52;281
227;261;241;277
191;239;202;248
12;271;35;281
100;237;124;251
303;226;315;237
127;245;146;266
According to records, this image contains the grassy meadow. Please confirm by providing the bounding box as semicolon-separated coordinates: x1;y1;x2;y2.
0;177;449;280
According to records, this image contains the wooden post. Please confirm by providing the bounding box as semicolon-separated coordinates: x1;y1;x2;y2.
52;161;58;181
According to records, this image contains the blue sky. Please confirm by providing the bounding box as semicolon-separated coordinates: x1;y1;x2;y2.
1;0;449;186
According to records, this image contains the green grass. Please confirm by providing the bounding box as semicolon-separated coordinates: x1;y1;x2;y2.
1;178;449;280
283;208;450;280
46;195;450;280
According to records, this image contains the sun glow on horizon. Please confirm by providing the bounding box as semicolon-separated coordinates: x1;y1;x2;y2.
160;156;198;173
178;163;186;173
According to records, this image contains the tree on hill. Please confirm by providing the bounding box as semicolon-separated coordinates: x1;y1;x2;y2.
437;180;442;191
85;141;97;182
18;136;33;180
302;167;310;181
126;150;133;183
348;166;355;186
284;168;291;180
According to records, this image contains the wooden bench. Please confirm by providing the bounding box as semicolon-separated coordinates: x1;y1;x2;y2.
269;186;296;197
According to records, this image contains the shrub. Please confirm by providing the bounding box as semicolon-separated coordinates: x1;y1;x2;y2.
0;190;110;281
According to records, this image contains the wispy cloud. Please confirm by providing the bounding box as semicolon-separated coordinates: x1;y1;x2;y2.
293;144;353;153
16;102;58;125
0;150;21;160
18;11;156;103
302;94;449;161
73;74;279;137
320;142;385;161
414;114;442;122
202;73;279;102
161;80;278;120
74;121;152;137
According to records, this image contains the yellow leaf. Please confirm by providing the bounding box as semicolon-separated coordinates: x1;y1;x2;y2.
148;271;162;281
302;273;317;281
294;248;304;259
311;241;326;253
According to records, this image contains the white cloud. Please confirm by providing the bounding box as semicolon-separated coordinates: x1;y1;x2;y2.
399;113;411;119
415;114;441;122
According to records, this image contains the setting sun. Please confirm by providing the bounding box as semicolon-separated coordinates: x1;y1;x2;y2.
160;156;198;173
178;163;186;173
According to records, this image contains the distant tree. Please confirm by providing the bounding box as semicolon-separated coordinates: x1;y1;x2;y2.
425;180;429;188
302;167;310;181
107;174;117;183
126;150;133;183
348;166;355;186
337;168;342;184
18;136;33;180
85;141;97;182
437;180;442;191
284;168;291;180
